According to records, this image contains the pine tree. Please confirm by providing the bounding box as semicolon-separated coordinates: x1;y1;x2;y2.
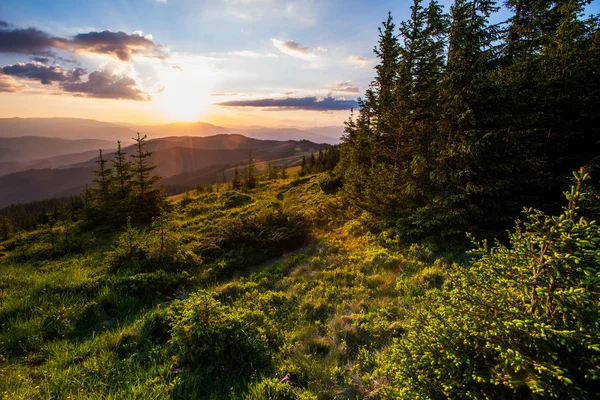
92;150;112;206
0;216;14;241
130;132;165;223
110;140;133;223
244;152;257;190
231;165;242;190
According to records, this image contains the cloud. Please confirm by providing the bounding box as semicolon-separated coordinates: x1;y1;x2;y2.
271;39;316;60
216;96;358;111
155;0;167;3
31;56;50;64
0;73;28;92
347;55;372;68
71;30;168;61
0;22;168;61
228;50;261;57
0;26;66;56
0;21;9;28
172;65;183;71
1;62;86;85
61;67;151;101
328;80;359;94
211;92;237;96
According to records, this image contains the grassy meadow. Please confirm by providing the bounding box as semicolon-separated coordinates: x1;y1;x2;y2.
0;173;453;399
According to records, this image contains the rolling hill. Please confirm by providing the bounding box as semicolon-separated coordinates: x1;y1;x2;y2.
0;134;328;207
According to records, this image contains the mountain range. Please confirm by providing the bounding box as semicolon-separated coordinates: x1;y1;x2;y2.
0;128;329;207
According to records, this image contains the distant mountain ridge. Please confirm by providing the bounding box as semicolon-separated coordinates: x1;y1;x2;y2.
0;117;343;144
0;134;328;207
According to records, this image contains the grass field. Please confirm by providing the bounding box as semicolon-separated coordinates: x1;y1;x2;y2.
0;173;450;399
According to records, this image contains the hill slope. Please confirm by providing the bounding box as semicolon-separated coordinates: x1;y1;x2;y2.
0;134;328;207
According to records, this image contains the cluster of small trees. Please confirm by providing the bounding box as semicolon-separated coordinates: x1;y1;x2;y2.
230;152;289;191
340;0;599;246
230;153;257;191
265;162;288;181
85;133;166;226
299;146;340;177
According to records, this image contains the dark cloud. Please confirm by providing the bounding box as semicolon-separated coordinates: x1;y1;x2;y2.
61;68;150;101
71;30;168;61
0;73;28;92
1;62;86;85
31;56;50;64
328;81;359;94
0;26;65;56
0;22;167;61
0;21;9;28
216;96;358;111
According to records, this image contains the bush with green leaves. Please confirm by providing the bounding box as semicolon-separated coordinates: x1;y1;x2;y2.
168;291;281;392
109;217;198;272
198;209;309;271
380;169;600;399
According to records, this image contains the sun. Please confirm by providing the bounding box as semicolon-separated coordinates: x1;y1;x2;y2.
155;84;211;121
153;58;217;121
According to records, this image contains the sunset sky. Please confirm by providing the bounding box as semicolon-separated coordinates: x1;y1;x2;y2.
1;0;598;127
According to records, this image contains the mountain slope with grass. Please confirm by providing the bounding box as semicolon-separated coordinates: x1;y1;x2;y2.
2;168;597;399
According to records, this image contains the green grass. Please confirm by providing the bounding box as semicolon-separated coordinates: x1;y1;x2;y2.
0;175;450;399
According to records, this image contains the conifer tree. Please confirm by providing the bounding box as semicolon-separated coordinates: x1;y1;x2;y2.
130;132;164;222
231;165;242;190
244;152;257;190
110;140;133;222
90;149;113;221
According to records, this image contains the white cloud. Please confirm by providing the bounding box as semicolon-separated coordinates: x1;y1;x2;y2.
347;55;372;68
271;39;316;61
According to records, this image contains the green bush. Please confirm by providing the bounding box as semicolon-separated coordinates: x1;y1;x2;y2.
245;378;304;400
168;291;280;384
381;170;600;399
198;209;309;271
222;191;254;208
109;218;198;272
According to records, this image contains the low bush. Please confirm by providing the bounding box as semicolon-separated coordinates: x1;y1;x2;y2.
109;218;199;272
168;291;281;391
197;209;309;272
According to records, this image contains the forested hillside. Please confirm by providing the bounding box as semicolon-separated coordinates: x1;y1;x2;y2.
340;0;599;247
0;0;598;399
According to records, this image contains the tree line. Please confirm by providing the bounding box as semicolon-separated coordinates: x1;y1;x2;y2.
299;146;341;177
339;0;599;247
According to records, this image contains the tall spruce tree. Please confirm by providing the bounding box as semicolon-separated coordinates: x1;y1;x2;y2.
130;132;164;222
111;140;133;222
90;149;113;221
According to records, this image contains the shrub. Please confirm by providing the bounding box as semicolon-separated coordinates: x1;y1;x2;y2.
317;171;342;194
380;169;600;399
222;191;253;208
168;291;280;383
198;209;309;271
245;378;305;400
109;218;199;272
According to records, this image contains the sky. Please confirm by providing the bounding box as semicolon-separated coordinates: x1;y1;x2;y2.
0;0;598;127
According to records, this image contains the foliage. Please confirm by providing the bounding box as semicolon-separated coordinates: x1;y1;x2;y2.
168;291;280;392
85;132;167;227
381;169;600;399
299;145;340;177
109;216;198;273
339;0;600;247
